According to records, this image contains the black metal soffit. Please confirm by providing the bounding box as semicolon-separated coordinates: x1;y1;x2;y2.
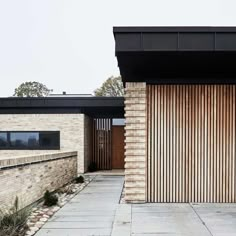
113;26;236;84
0;97;125;118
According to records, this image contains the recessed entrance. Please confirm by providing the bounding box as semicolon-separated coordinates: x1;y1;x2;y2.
92;118;124;170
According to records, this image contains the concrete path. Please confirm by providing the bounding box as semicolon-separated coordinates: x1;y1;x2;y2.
36;175;236;236
35;175;124;236
128;203;236;236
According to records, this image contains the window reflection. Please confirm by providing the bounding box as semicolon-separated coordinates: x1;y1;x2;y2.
0;133;7;147
10;132;39;148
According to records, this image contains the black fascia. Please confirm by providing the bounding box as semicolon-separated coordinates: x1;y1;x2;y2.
113;26;236;84
113;26;236;33
0;97;125;118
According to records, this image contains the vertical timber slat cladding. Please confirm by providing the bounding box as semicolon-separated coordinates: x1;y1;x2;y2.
147;84;236;203
92;118;112;170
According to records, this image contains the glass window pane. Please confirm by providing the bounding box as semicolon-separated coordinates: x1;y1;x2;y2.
39;132;59;148
0;133;7;147
10;132;39;148
112;118;125;126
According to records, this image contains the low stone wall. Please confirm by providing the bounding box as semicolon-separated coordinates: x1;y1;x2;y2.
0;151;77;211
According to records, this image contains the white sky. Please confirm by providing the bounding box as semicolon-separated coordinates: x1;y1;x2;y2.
0;0;236;97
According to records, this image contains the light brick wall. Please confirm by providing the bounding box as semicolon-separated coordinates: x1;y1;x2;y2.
0;151;77;211
124;82;147;202
0;114;89;173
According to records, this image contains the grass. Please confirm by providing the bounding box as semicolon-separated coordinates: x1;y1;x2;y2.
0;197;30;236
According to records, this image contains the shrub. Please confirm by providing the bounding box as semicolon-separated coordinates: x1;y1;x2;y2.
43;190;58;207
88;162;97;172
0;197;30;236
74;175;84;184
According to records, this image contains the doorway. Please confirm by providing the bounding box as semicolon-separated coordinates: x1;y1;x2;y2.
112;126;125;169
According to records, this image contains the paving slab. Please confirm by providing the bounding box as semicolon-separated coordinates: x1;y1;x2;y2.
192;203;236;236
35;175;124;236
35;228;111;236
131;203;211;236
49;215;114;222
111;204;131;236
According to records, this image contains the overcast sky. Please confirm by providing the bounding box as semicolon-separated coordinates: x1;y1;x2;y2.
0;0;236;97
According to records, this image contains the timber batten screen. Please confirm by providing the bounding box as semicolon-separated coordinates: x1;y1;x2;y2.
147;85;236;203
92;118;112;170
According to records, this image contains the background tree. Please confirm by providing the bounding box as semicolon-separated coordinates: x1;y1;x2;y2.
94;76;124;96
14;81;53;97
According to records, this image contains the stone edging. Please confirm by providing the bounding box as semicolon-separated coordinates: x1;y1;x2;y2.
120;182;126;204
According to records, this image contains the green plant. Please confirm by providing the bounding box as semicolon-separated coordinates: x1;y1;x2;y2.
43;190;58;207
88;162;97;172
74;175;84;184
0;196;30;236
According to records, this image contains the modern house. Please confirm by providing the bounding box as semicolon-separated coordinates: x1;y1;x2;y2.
1;27;236;203
0;97;124;174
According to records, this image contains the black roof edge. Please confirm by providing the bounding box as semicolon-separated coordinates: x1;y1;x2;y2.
0;97;124;108
0;97;125;118
113;26;236;33
0;96;124;101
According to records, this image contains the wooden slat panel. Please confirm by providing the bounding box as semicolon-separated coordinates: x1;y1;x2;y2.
232;86;236;202
147;84;236;203
92;118;112;170
147;86;152;202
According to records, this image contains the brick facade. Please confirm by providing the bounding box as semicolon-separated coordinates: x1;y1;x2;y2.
0;151;77;211
124;82;147;202
0;114;92;173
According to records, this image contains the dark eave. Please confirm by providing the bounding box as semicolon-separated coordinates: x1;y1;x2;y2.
0;97;124;118
114;26;236;84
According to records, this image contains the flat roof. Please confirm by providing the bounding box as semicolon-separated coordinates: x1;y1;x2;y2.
114;26;236;84
0;97;124;118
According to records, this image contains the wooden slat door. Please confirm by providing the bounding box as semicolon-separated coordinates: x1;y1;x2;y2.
147;85;236;203
112;126;125;169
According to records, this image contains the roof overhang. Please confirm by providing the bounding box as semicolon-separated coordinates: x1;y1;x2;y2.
0;97;124;118
113;27;236;84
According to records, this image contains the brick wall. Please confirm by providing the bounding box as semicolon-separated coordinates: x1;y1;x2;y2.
0;151;77;211
0;114;91;173
124;82;147;202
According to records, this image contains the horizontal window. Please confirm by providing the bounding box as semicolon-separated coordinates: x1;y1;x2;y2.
0;131;60;150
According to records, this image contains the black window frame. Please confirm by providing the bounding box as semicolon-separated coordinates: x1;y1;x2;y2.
0;131;60;150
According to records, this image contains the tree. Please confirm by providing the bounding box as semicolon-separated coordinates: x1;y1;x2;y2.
13;81;53;97
94;76;124;96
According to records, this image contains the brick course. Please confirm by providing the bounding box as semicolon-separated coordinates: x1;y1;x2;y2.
124;82;147;202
